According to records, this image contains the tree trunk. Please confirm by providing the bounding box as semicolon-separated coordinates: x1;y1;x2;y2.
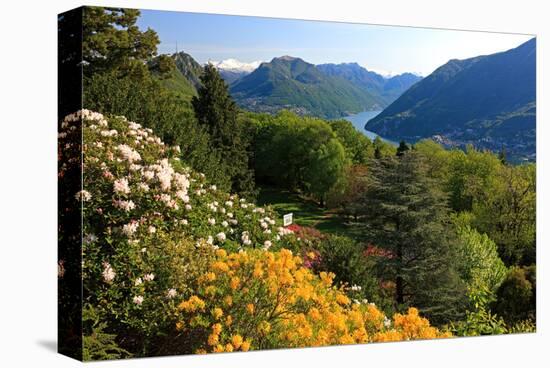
395;218;404;305
396;275;404;305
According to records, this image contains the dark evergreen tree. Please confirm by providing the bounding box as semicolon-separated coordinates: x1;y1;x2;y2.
396;140;410;157
359;151;467;325
82;7;159;77
498;147;507;165
192;65;256;196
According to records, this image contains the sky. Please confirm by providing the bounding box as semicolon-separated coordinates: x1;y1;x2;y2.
136;9;534;76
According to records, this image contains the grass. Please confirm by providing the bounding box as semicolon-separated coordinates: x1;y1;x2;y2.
257;186;365;241
156;68;197;100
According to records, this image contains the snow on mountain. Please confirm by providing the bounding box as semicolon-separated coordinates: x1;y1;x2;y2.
210;58;262;73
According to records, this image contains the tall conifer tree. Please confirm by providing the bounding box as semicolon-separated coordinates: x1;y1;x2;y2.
192;65;255;195
360;151;467;324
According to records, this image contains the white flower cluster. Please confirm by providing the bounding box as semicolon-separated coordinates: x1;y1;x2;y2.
216;232;226;242
116;144;141;163
100;130;118;137
62;109;107;127
151;159;175;192
75;190;92;202
167;288;177;299
159;193;178;209
102;262;116;283
122;221;139;237
241;231;252;246
114;178;131;195
114;199;136;212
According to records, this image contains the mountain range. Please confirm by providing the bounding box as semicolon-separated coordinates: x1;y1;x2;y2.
155;42;535;161
316;63;421;106
161;52;420;119
367;38;536;161
229;56;421;118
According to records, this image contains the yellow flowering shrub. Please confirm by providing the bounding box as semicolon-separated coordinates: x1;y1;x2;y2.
174;248;451;354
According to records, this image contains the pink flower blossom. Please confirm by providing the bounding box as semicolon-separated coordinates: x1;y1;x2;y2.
113;178;130;194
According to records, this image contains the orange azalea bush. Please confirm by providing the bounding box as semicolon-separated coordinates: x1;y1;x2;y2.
173;246;451;354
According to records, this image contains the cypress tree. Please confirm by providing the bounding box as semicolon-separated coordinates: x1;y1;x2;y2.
359;151;467;325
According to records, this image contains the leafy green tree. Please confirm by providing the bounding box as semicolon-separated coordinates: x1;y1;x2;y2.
412;139;451;182
192;64;256;196
414;141;536;267
372;136;395;158
304;138;347;207
359;151;467;325
328;119;373;164
473;164;536;265
445;145;502;212
492;266;536;324
454;222;507;294
327;165;369;218
83;7;159;77
251;111;347;204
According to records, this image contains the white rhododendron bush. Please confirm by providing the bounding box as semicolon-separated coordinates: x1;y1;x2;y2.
58;110;449;359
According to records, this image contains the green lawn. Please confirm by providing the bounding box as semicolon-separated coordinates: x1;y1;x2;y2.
257;186;364;241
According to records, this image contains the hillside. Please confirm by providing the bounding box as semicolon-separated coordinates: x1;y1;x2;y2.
149;52;204;101
317;63;421;105
59;109;448;358
367;38;536;161
230;56;385;118
173;51;203;90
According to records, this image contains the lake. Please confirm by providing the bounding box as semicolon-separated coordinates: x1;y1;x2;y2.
342;110;397;146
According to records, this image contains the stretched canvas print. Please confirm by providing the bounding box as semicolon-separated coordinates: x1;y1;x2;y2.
58;6;536;361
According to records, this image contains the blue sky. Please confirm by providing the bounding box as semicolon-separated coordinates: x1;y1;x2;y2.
136;9;533;76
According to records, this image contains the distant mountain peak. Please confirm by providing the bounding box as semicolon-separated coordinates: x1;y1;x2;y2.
210;58;262;73
273;55;301;62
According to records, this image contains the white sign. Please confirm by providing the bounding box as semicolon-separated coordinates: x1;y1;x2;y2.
283;213;293;227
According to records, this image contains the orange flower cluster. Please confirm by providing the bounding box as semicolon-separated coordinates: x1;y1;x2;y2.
174;248;450;354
